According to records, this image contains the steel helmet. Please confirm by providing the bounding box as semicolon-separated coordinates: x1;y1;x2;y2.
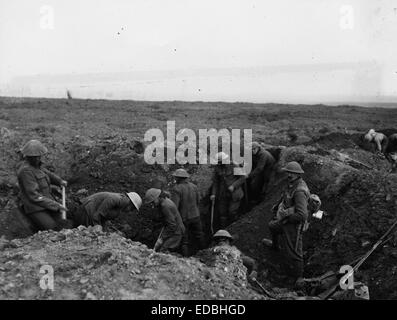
144;188;161;204
310;194;321;205
282;161;304;174
172;168;190;178
21;140;48;157
248;141;261;150
126;192;142;211
213;229;233;240
215;152;229;163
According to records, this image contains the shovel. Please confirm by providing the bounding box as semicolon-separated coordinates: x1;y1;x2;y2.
210;197;215;235
61;186;67;220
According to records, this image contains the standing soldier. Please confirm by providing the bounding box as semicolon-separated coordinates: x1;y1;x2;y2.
210;152;246;230
171;169;205;256
247;142;275;205
73;191;142;227
17;140;68;231
145;188;186;254
263;161;310;285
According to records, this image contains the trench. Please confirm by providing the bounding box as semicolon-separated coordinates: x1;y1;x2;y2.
1;130;397;299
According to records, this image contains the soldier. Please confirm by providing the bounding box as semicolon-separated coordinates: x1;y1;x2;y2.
72;191;142;227
171;168;205;256
263;161;310;285
364;129;388;158
210;152;246;230
145;188;186;253
17;140;68;231
247;142;275;205
212;229;257;278
385;133;397;172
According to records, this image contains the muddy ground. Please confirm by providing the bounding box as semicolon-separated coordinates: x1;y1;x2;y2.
1;97;397;299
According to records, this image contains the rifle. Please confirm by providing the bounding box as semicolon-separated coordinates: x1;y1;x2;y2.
210;198;215;235
249;275;276;299
319;217;397;299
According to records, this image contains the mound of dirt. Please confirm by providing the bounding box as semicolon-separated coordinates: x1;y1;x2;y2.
230;145;397;299
0;226;265;300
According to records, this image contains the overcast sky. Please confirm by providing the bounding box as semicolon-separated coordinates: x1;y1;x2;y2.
0;0;396;102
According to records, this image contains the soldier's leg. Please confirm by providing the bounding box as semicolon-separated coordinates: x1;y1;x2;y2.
241;255;257;275
161;234;183;253
189;217;205;254
381;137;389;155
228;199;241;225
267;218;283;250
217;197;230;229
180;233;190;257
261;166;274;199
28;210;59;231
280;224;304;279
249;174;264;202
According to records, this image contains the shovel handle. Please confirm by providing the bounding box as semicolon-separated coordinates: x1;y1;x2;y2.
61;186;66;220
210;198;215;235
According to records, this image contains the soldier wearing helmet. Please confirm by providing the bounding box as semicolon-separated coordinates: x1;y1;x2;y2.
16;140;68;231
364;129;388;157
171;168;205;256
263;161;310;284
246;142;275;205
72;191;142;228
212;230;258;278
145;188;185;253
210;152;246;230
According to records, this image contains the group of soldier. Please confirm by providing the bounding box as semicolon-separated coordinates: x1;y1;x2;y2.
16;138;317;286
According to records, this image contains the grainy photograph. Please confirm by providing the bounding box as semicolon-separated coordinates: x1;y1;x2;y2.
0;0;397;308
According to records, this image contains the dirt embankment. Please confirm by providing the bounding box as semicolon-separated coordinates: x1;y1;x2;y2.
231;145;397;299
0;226;264;300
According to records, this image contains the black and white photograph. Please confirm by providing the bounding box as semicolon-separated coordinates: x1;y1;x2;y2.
1;0;397;310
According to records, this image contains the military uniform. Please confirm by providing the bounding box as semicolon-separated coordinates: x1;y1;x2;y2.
73;192;132;227
211;164;246;229
248;147;275;202
157;198;186;253
269;177;310;279
17;161;64;230
374;132;388;154
171;180;204;256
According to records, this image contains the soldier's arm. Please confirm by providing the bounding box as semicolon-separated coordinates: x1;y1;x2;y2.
160;205;178;239
18;169;61;212
231;174;246;189
42;168;63;186
249;154;266;178
287;191;308;224
375;139;382;152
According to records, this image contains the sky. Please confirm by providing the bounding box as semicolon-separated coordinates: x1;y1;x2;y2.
0;0;396;103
